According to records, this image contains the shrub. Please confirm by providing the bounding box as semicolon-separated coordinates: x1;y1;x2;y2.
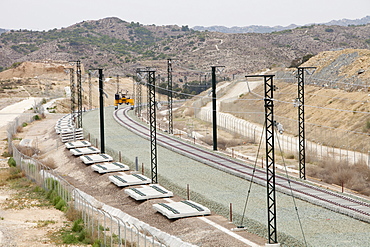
52;195;62;206
46;189;57;201
62;233;78;244
33;115;40;121
364;119;370;132
77;230;86;241
66;206;81;222
2;152;11;158
55;199;67;211
42;157;57;169
7;157;16;167
72;218;84;232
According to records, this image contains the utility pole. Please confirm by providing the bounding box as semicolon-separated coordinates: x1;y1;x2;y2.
88;71;92;110
167;59;173;134
246;74;280;247
297;66;316;180
116;75;120;93
211;66;225;151
98;69;105;153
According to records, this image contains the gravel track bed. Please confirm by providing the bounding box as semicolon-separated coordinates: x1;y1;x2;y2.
83;107;370;247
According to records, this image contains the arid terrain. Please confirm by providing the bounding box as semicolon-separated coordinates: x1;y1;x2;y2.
0;47;370;245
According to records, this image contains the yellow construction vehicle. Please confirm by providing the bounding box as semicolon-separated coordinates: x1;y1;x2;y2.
114;90;134;110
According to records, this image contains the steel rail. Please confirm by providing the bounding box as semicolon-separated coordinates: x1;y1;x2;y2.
113;107;370;223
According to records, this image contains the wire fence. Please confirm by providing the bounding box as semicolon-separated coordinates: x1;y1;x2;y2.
7;115;169;247
194;107;370;167
10;143;167;247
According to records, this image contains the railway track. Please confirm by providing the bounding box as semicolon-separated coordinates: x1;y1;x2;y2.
113;107;370;223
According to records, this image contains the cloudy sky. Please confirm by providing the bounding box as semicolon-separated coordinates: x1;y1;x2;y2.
2;0;370;30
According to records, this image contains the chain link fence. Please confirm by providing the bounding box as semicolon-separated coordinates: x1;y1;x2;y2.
195;107;370;166
10;142;167;247
6;114;175;247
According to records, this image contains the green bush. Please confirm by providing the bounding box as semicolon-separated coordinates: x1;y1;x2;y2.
62;233;78;244
77;230;86;241
22;122;28;127
92;240;102;247
52;195;62;206
72;218;84;232
55;199;67;211
46;189;57;200
7;157;16;167
33;115;40;121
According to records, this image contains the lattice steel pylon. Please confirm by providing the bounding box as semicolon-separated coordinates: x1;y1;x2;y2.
147;69;158;184
297;66;316;180
135;69;143;117
246;74;279;245
68;67;76;127
76;60;82;128
167;59;173;134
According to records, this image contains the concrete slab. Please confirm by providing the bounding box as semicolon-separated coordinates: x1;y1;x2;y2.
70;146;100;156
125;184;173;200
80;153;113;165
55;125;74;134
62;135;84;143
153;200;211;219
109;173;151;187
91;162;130;173
65;140;91;149
60;128;83;135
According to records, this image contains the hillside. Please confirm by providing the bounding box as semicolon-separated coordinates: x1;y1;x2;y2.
222;49;370;152
1;17;370;79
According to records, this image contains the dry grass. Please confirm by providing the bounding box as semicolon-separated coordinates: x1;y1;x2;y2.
0;169;10;186
41;157;57;169
308;158;370;195
65;205;82;222
16;145;41;157
0;167;24;184
200;135;246;150
17;126;23;133
183;107;195;117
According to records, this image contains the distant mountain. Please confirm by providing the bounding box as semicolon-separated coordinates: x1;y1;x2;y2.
192;24;299;34
1;17;370;77
193;16;370;33
325;16;370;26
0;28;7;34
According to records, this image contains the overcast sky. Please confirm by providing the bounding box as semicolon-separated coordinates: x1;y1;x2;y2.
1;0;370;30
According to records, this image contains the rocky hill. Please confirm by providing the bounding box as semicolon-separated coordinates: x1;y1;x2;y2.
223;48;370;147
193;16;370;33
1;17;370;79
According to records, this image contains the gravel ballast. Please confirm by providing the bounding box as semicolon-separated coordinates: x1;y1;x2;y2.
83;107;370;247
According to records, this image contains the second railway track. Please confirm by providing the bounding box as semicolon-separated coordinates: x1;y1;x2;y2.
114;107;370;223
